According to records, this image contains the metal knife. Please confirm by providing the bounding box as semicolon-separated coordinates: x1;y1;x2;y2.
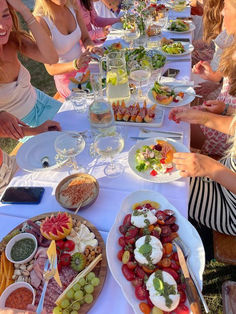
130;136;182;140
174;241;202;314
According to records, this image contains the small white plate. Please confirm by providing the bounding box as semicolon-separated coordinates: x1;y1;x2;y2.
148;85;195;107
163;21;195;34
16;131;68;172
106;190;205;314
128;137;189;183
161;42;194;56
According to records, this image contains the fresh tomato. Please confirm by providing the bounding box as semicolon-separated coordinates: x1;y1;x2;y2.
135;266;146;279
57;261;62;272
119;224;129;235
146;296;154;308
165;167;174;173
132;277;143;287
163;243;173;255
125;226;139;239
170;304;190;314
122;264;135;281
160;158;166;164
123;214;131;226
63;240;75;252
60;253;71;266
161;258;171;268
118;236;126;247
127;261;137;270
165;216;176;225
172;252;179;262
56;239;65;251
171;223;179;232
178;288;186;304
162;267;179;281
125;237;136;245
117;249;125;261
142;265;155;274
135;285;148;301
139;302;151;314
171;261;180;271
150;169;157;176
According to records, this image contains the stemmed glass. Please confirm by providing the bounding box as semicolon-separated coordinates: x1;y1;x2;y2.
55;132;85;171
129;64;152;100
123;24;140;49
94;131;125;177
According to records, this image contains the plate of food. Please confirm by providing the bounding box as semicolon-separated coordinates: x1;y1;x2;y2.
16;131;68;172
128;137;189;183
0;212;107;313
112;99;164;128
148;81;195;107
69;70;106;94
111;22;124;31
165;19;195;33
161;40;194;56
106;190;205;313
55;173;99;211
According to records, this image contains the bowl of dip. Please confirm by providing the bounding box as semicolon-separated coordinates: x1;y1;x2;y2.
0;282;35;310
5;233;37;264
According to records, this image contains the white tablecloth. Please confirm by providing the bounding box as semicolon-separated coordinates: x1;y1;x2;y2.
0;7;194;314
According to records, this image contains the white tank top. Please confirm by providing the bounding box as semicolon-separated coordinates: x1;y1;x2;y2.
0;64;36;119
42;7;82;63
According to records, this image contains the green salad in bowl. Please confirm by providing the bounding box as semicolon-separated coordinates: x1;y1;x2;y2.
161;42;185;54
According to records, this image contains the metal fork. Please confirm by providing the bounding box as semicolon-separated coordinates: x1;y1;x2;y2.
36;256;57;314
174;237;209;313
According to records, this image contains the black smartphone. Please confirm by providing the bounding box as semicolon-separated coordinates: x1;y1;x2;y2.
163;68;180;78
170;38;190;42
1;187;45;204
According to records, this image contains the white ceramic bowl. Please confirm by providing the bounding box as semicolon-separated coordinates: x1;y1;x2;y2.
0;282;35;309
5;233;38;264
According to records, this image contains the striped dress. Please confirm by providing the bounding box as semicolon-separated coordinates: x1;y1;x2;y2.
189;157;236;235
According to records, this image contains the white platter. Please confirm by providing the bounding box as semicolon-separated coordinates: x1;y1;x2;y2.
128;137;189;183
161;42;194;56
16;131;68;172
111;22;123;31
163;21;195;34
148;85;195;108
106;190;205;314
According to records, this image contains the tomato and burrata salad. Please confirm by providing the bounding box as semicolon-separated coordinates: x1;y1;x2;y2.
117;201;190;313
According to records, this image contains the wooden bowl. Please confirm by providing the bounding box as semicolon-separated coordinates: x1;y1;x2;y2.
55;173;99;212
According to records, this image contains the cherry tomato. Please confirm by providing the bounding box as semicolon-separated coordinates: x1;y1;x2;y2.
132;277;143;287
117;249;125;261
171;261;180;271
162;267;179;281
122;264;135;281
125;237;136;245
135;266;146;279
57;261;62;272
60;253;71;266
172;252;179;262
118;236;126;247
125;226;139;239
150;169;157;176
123;214;131;226
142;265;155;274
161;258;171;268
170;304;190;314
56;240;65;251
63;240;75;252
178;288;186;304
163;243;173;255
163;209;175;216
135;286;148;301
165;216;176;225
146;296;154;308
165;167;174;173
127;261;137;270
119;224;129;235
160;158;165;164
139;302;151;314
171;223;179;232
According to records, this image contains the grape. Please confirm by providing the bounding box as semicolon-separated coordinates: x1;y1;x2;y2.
78;277;86;286
60;299;70;309
91;277;100;287
53;306;62;314
72;302;80;311
84;294;94;304
84;284;94;294
62;310;69;314
70;311;78;314
66;289;74;299
74;290;84;301
73;283;81;291
80;299;85;305
86;272;95;281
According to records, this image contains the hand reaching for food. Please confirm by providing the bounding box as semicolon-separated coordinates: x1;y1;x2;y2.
201;100;226;114
168;107;207;125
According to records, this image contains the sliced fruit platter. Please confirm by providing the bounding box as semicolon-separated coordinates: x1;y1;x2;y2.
128;138;189;183
112;100;156;124
106;190;205;314
0;212;107;313
148;81;195;108
144;3;167;20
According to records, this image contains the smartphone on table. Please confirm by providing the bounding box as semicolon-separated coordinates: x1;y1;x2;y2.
162;68;180;78
1;187;45;204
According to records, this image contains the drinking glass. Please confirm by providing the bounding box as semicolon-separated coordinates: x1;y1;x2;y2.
55;132;85;171
67;91;88;113
156;10;168;29
129;64;152;100
123;25;140;49
94;131;124;177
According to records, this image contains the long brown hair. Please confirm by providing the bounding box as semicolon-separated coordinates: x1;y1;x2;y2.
203;0;224;43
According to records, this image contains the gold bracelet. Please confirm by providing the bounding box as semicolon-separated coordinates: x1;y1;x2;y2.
26;16;36;26
73;58;79;71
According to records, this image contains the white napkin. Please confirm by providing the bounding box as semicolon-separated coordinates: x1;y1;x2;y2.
159;77;195;87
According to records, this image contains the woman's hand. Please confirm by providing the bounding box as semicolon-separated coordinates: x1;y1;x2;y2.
102;25;110;37
201;100;226;114
87;46;104;56
168;107;207;125
173;152;218;177
192;61;216;81
195;81;220;97
0;111;27;140
76;50;92;70
33;121;61;134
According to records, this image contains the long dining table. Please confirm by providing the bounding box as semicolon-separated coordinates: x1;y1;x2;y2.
0;5;199;314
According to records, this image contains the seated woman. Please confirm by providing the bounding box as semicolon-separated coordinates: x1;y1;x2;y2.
0;111;61;195
93;0;120;18
77;0;120;42
0;0;62;129
33;0;103;99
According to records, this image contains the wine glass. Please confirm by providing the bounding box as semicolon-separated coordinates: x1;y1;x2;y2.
55;132;85;171
94;131;124;177
123;24;140;49
129;64;152;100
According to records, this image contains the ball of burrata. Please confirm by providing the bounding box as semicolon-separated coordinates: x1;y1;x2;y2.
134;235;163;265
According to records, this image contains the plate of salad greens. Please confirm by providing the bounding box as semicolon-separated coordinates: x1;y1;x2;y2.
161;42;194;56
128;137;189;183
164;20;195;33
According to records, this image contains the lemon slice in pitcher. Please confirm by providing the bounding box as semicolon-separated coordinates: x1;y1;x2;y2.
107;72;118;85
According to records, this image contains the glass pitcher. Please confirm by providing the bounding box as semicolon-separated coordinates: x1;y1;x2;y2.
106;58;130;102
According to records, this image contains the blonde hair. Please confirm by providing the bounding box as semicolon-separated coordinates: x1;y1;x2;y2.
203;0;224;43
33;0;77;21
227;114;236;158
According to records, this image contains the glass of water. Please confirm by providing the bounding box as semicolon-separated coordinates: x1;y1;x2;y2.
67;90;88;113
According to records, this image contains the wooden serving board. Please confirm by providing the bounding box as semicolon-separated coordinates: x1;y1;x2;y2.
0;212;107;314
